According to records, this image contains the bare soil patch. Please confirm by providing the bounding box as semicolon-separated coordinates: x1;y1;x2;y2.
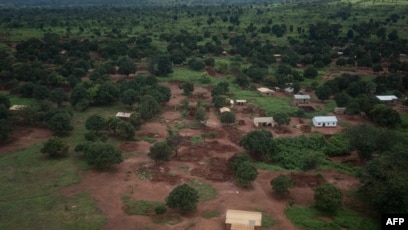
0;127;52;153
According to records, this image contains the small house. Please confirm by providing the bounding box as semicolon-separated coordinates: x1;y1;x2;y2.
225;209;262;230
115;112;131;120
312;116;338;127
376;95;398;104
334;107;346;115
220;107;231;113
294;94;311;104
235;100;247;106
257;87;275;96
253;117;274;127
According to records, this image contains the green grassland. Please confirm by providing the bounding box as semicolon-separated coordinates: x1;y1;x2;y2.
0;144;105;229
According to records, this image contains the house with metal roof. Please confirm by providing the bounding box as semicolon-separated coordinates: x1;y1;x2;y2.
294;94;311;104
253;117;274;127
376;95;398;103
312;116;338;127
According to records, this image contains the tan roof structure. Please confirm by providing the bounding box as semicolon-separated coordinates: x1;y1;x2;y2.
253;117;274;127
225;209;262;230
220;107;231;113
9;105;27;111
257;87;275;96
115;112;131;118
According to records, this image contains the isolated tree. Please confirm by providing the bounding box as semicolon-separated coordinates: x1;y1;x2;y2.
121;89;139;106
220;111;235;123
85;114;106;133
181;81;194;96
166;184;199;213
195;106;207;122
49;88;66;107
314;183;342;213
48;112;73;135
41;137;68;158
240;129;276;162
235;161;258;187
83;142;123;169
116;120;135;140
274;112;290;128
228;152;252;174
315;85;332;102
140;95;160;120
303;66;318;79
148;141;172;164
270;174;294;195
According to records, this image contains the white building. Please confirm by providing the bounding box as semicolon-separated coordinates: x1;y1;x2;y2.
115;112;131;119
376;95;398;103
253;117;274;127
294;94;311;103
312;116;338;127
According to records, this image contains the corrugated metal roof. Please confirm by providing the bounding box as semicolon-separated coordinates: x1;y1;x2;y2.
376;95;398;101
253;117;274;123
9;105;26;111
312;116;338;122
294;94;311;100
115;112;131;118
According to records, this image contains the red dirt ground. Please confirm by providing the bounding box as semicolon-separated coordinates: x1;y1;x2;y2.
54;84;367;230
0;127;52;153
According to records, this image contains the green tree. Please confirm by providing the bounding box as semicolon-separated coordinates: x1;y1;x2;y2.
85;114;106;133
274;112;290;128
166;127;183;157
48;112;73;135
240;130;276;162
334;92;350;107
118;57;136;76
213;96;228;108
314;183;342;213
41;137;68;158
220;111;235;123
187;58;205;71
303;66;318;79
369;104;401;128
235;161;258;187
345;100;360;118
33;85;49;100
82;142;123;169
181;81;194;96
121;89;139;106
360;146;408;213
166;184;199;213
195;106;207;122
315;85;332;102
140;95;160;120
228;152;252;174
148;141;172;164
116;120;135;140
270;174;294;195
49;88;66;107
0;94;11;108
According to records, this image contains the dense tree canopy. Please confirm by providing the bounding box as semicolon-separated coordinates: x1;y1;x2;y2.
166;184;199;213
240;129;276;162
314;183;342;213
